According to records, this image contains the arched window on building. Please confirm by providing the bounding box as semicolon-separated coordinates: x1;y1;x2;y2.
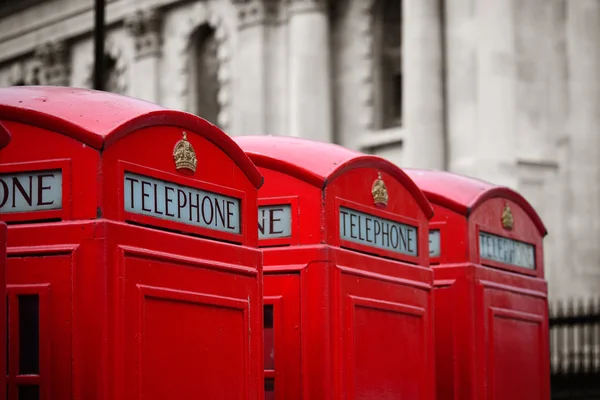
189;24;220;125
104;54;119;93
373;0;402;130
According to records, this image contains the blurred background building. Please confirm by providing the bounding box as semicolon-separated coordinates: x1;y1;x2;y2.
0;1;599;390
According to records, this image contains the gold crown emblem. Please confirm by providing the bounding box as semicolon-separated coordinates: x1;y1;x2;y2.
501;203;514;230
173;132;197;174
371;172;389;208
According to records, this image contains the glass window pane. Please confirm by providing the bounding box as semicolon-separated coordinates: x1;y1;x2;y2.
18;385;39;400
19;295;39;374
264;305;274;370
264;378;275;400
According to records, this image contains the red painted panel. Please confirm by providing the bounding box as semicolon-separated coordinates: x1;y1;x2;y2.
482;281;549;400
340;270;433;400
108;222;263;400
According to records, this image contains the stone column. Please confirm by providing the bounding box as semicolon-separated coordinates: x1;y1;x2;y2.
233;0;279;134
402;0;445;170
565;0;600;281
288;0;333;142
446;0;517;188
125;9;162;103
35;41;70;86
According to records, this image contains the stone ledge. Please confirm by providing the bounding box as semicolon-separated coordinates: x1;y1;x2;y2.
358;127;404;152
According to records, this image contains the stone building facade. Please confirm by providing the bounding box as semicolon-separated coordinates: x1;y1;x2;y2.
0;0;598;302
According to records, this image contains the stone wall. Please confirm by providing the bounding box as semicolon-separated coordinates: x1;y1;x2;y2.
0;0;599;301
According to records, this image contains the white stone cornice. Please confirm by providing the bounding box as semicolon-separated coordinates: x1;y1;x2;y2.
287;0;327;15
34;40;70;86
233;0;281;29
124;8;162;59
0;0;176;63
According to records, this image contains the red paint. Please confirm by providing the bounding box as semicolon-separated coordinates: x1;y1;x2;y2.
404;169;550;400
235;136;436;400
0;121;9;400
0;86;264;400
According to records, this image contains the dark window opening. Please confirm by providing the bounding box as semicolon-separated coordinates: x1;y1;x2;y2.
190;24;220;125
264;377;275;400
375;0;403;129
104;54;121;94
264;305;274;370
19;295;39;375
18;384;39;400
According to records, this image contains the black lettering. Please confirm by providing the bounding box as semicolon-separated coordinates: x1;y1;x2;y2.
390;225;399;249
0;178;7;208
365;217;373;242
125;177;138;208
407;228;415;253
215;198;226;227
141;181;152;212
269;208;284;234
357;214;365;241
340;209;349;236
258;209;266;235
153;184;163;215
164;187;175;217
398;226;408;251
350;214;358;239
374;220;381;243
13;176;33;207
201;196;214;225
226;200;236;230
381;222;390;247
177;189;187;218
188;193;200;222
37;174;55;206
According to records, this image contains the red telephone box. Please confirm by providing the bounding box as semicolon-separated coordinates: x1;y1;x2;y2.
403;169;550;400
0;86;264;400
0;121;11;400
234;135;436;400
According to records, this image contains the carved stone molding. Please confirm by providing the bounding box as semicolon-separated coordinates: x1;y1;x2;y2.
34;41;70;86
171;3;231;129
84;36;128;94
233;0;281;29
124;8;162;59
287;0;327;15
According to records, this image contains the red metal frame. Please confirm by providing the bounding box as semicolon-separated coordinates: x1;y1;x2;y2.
0;159;72;223
404;168;550;400
0;121;11;400
0;86;265;400
257;196;301;247
235;135;436;400
117;160;247;244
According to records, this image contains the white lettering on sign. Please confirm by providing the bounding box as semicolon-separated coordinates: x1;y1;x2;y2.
0;170;62;214
339;206;418;257
124;172;241;234
429;230;441;257
479;231;535;270
258;205;292;239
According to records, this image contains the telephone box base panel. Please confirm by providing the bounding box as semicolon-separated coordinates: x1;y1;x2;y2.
263;246;435;400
